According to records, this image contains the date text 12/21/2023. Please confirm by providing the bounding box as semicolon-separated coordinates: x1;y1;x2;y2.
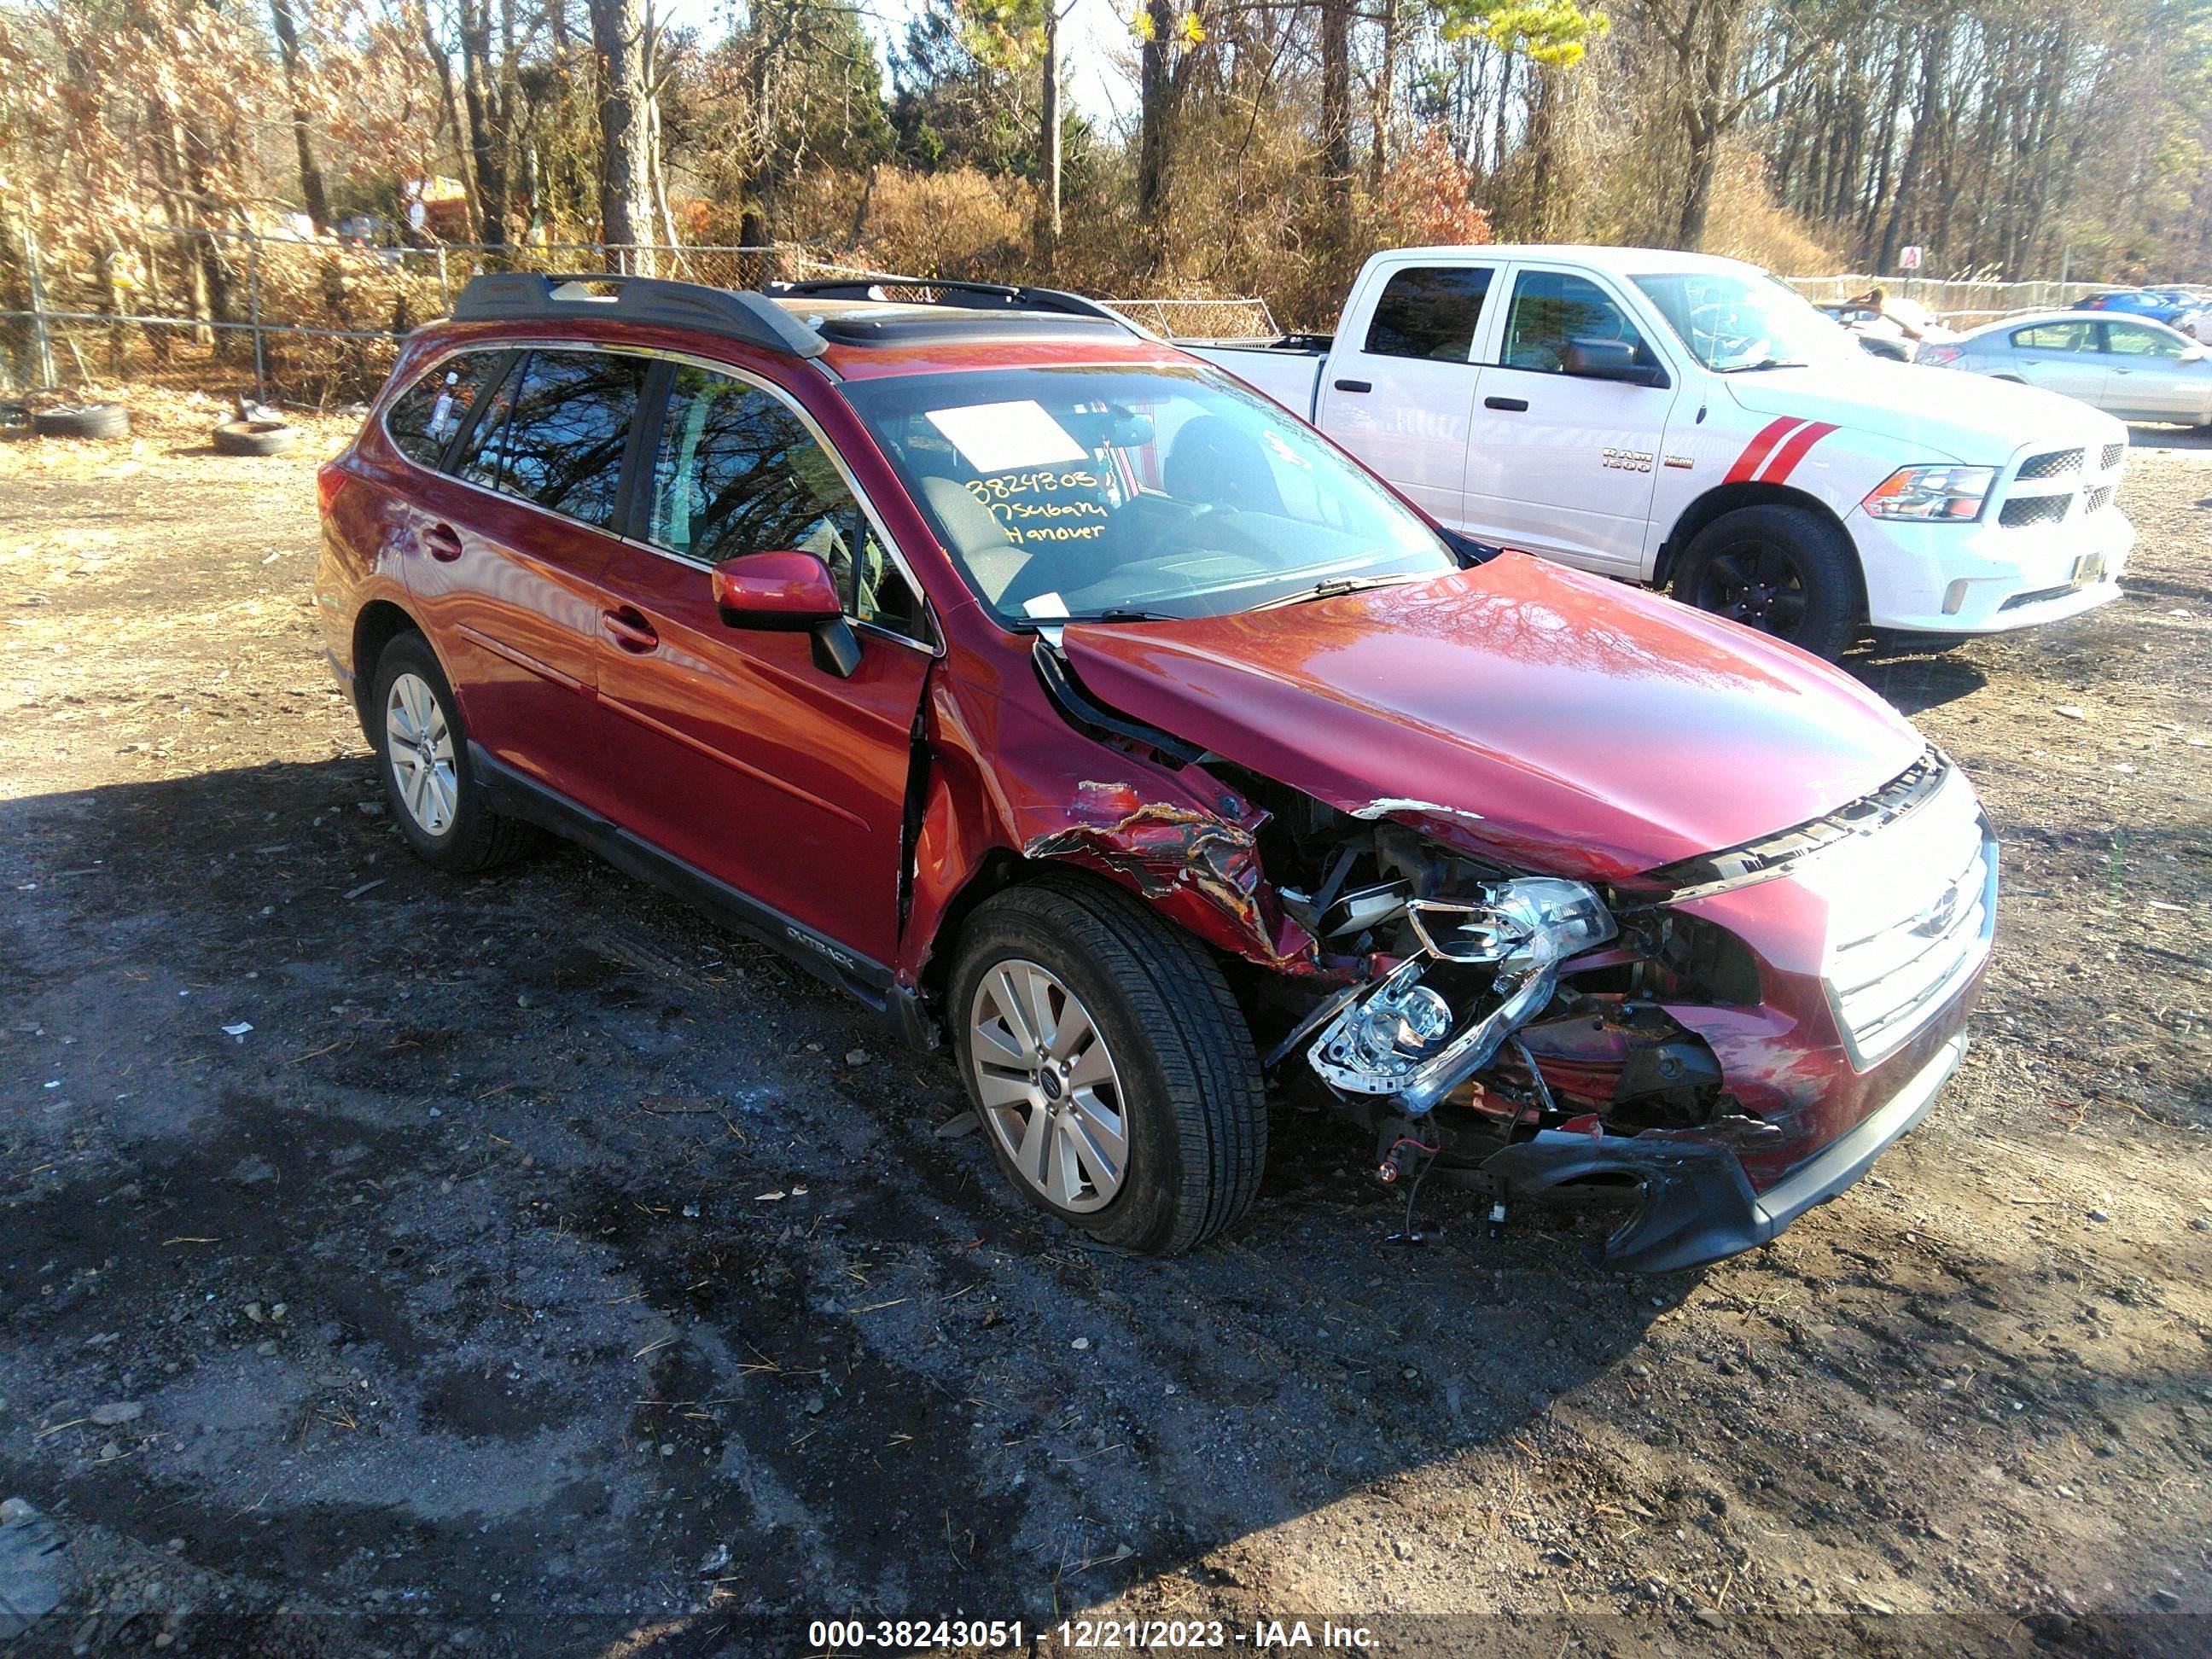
805;1618;1377;1651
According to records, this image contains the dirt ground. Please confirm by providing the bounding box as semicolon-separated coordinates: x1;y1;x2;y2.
1;390;2207;1659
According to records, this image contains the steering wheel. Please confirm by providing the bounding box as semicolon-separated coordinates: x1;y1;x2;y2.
1690;303;1770;366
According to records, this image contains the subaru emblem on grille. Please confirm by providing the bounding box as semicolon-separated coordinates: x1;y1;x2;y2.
1911;886;1961;937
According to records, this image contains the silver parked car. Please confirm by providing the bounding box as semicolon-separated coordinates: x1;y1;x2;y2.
1924;311;2212;429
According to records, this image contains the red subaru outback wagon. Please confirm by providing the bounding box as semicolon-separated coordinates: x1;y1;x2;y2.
316;271;1995;1270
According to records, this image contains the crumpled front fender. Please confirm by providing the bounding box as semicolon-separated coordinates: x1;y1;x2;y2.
898;672;1323;990
1022;799;1319;974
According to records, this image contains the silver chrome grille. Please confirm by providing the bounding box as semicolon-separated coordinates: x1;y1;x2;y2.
2100;441;2125;471
1813;765;1996;1068
2083;484;2112;515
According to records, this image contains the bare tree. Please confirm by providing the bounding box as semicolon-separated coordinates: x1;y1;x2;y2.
591;0;655;271
268;0;333;233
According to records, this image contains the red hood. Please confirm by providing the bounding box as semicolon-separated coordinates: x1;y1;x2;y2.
1060;555;1925;882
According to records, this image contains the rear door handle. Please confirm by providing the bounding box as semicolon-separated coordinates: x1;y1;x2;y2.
1484;396;1529;412
422;521;463;562
602;607;660;654
1332;379;1371;393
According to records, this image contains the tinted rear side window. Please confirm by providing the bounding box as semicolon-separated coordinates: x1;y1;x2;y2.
383;352;504;469
1364;267;1492;362
461;350;648;529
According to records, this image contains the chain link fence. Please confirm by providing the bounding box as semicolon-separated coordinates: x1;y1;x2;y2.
5;224;2139;405
0;227;843;405
1783;273;2124;328
1100;297;1282;341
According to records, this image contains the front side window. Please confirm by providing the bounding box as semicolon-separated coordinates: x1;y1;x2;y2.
842;363;1457;625
1363;266;1492;362
648;365;923;638
1500;271;1653;375
2102;322;2189;359
457;349;647;529
383;351;504;469
2011;321;2097;352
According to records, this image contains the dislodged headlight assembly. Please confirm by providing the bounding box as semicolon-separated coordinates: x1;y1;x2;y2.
1309;877;1616;1115
1862;464;1996;522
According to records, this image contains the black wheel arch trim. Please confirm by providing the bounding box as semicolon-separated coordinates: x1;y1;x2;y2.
1654;480;1860;593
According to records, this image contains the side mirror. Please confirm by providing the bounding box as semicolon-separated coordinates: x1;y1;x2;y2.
712;550;842;627
1560;338;1669;388
711;550;862;678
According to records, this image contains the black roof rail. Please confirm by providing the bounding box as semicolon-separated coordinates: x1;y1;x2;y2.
765;274;1149;337
451;271;826;360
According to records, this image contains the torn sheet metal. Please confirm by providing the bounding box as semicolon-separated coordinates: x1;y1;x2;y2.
1024;803;1318;973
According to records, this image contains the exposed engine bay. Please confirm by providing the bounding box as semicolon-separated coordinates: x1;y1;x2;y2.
1221;771;1759;1190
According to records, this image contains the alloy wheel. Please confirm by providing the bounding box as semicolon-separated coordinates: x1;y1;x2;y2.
967;959;1129;1214
1697;542;1809;638
384;672;458;836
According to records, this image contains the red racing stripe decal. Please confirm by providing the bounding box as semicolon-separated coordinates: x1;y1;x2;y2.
1725;417;1803;483
1759;420;1839;484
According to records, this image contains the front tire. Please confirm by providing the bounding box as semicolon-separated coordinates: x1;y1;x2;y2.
950;878;1266;1255
1674;504;1862;660
370;632;539;873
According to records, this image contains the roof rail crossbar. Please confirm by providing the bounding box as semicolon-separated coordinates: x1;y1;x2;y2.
766;274;1148;336
451;271;826;359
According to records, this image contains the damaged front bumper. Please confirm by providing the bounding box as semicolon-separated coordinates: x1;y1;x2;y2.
1485;1031;1965;1272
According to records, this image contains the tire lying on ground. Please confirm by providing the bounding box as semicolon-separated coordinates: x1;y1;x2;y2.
32;403;130;441
212;418;298;457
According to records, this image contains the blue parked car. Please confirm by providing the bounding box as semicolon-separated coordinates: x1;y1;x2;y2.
2075;288;2211;342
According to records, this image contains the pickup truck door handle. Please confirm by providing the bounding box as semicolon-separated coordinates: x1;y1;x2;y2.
602;607;660;654
1484;396;1529;412
422;521;464;562
1332;378;1372;394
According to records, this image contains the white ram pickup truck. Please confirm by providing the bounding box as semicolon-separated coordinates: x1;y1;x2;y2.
1185;245;2133;659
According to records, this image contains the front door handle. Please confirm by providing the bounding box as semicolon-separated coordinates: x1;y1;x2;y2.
1332;378;1372;393
422;521;463;562
1484;396;1529;412
602;607;660;654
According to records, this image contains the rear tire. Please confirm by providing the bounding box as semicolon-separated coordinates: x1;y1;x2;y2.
950;877;1267;1255
1674;504;1862;661
370;633;540;873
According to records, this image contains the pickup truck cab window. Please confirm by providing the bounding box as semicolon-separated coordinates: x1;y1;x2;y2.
1499;271;1650;375
845;363;1454;624
645;362;925;640
1363;266;1492;362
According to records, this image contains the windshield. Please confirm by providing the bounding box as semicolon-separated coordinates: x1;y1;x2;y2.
841;364;1457;625
1633;271;1854;372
